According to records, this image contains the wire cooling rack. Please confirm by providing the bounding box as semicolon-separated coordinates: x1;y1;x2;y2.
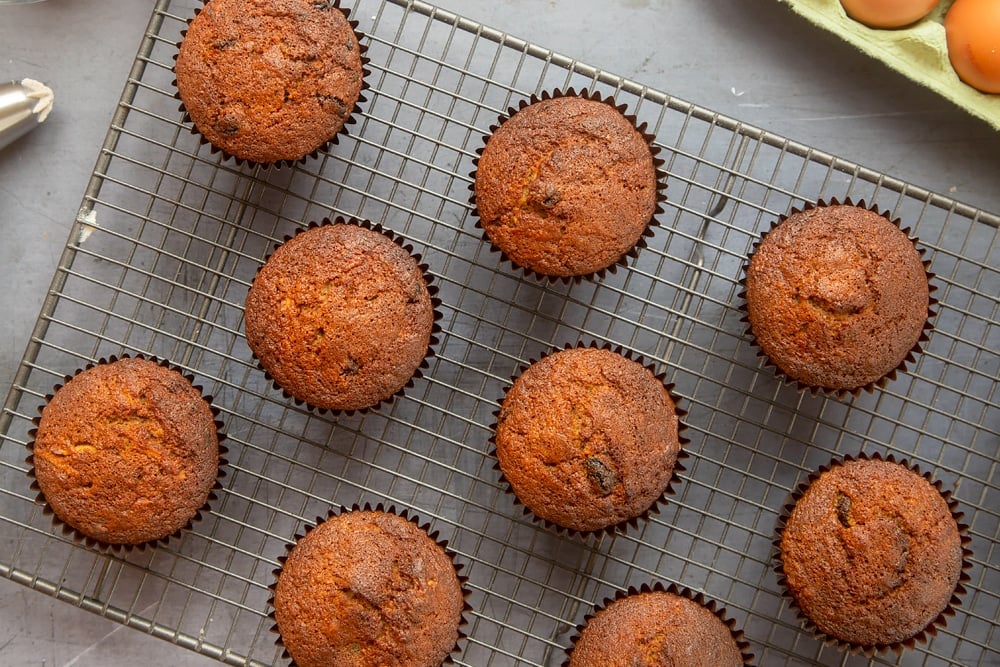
1;1;997;665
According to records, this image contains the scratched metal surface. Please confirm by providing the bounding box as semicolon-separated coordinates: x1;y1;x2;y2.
0;1;998;665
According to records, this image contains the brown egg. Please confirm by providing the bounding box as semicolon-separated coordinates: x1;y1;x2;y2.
945;0;1000;94
839;0;940;28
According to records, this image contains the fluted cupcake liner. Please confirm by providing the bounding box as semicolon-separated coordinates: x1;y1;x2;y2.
245;216;442;416
469;87;668;284
268;502;471;666
490;341;688;539
172;0;371;169
25;354;228;553
562;581;755;666
773;450;973;657
739;197;937;399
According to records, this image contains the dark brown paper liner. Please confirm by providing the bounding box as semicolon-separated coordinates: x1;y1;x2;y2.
267;502;471;666
738;197;937;398
171;0;371;169
469;87;668;284
25;354;228;553
245;216;442;416
562;581;755;666
489;341;689;538
772;451;973;656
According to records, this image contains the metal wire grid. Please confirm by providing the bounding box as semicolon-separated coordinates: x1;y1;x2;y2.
0;0;996;665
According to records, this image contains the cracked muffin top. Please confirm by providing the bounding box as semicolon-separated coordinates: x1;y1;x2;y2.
494;347;682;534
473;94;658;278
744;202;930;393
777;456;964;649
273;509;465;667
31;357;220;546
244;222;435;412
175;0;364;164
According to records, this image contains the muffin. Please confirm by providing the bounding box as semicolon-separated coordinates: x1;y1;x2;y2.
271;506;467;667
493;344;685;534
174;0;367;165
565;583;752;666
28;356;223;548
775;453;971;653
742;199;934;396
472;89;664;280
244;219;438;413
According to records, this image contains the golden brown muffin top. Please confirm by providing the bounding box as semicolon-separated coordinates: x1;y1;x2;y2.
495;347;680;533
474;95;657;278
175;0;363;163
273;510;464;667
244;223;434;412
32;357;220;546
568;589;744;666
779;457;963;648
745;203;929;392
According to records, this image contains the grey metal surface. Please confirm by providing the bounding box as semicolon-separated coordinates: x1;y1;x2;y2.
1;1;998;666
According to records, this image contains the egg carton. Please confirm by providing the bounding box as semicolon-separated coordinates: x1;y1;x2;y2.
777;0;1000;130
0;1;997;665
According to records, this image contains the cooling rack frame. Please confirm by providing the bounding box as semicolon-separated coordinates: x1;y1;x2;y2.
1;1;997;665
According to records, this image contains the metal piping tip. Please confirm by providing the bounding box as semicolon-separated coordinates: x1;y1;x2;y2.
0;78;55;152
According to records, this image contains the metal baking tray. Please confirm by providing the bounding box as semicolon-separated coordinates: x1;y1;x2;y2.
1;1;997;665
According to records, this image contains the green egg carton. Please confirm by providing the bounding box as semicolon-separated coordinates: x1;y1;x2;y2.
778;0;1000;129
